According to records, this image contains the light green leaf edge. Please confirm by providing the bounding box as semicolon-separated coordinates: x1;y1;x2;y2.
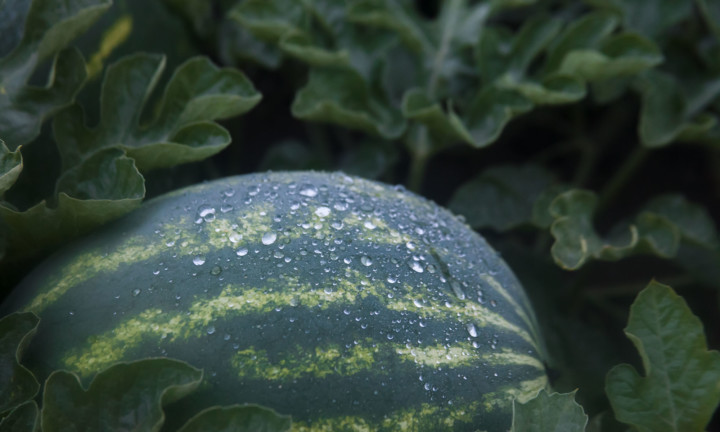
0;312;40;416
177;405;292;432
0;140;22;196
548;190;681;270
41;358;203;432
0;400;39;432
606;281;720;432
511;389;588;432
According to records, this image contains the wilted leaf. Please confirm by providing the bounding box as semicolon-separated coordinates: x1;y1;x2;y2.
606;281;720;432
0;0;111;147
0;140;22;196
177;405;292;432
42;358;203;432
449;164;555;231
0;401;38;432
511;389;588;432
549;189;680;270
0;312;39;415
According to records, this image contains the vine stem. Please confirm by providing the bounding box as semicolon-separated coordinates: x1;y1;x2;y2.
407;127;431;192
405;0;462;191
597;146;649;211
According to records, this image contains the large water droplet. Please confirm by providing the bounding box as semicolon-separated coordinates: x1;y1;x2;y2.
236;247;248;257
315;206;331;218
262;232;277;245
196;205;216;223
193;255;206;266
206;326;216;335
299;184;318;197
220;203;234;213
361;256;373;266
408;260;424;273
451;281;466;300
466;323;478;338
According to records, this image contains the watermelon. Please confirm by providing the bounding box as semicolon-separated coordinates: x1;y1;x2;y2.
1;171;548;431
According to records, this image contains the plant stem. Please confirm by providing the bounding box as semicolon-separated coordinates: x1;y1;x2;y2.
597;146;649;211
407;127;431;192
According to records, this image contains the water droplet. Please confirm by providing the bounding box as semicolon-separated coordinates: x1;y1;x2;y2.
361;256;373;266
196;205;216;223
211;266;222;276
132;288;141;296
413;298;424;308
274;251;284;259
193;255;206;266
387;276;397;284
220;203;234;213
466;323;478;338
262;232;277;245
408;260;424;273
206;326;216;335
364;220;376;230
236;247;248;257
289;297;300;307
222;188;235;197
315;206;331;218
406;241;416;250
299;184;318;197
451;281;466;300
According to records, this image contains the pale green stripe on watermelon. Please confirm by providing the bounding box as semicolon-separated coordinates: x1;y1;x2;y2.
480;375;548;409
396;344;544;370
386;283;538;351
231;342;379;380
21;197;455;314
292;400;486;432
59;272;540;376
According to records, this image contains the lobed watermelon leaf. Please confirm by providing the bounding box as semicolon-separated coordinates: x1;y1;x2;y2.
177;405;291;432
41;358;203;432
546;189;719;270
605;281;720;432
0;312;39;416
0;0;111;148
0;52;261;265
511;389;588;432
448;164;556;231
0;400;39;432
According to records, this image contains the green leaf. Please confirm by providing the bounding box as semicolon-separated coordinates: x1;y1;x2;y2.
55;53;261;172
0;312;39;415
41;358;203;432
177;405;292;432
230;0;305;42
449;164;555;231
292;68;405;139
0;148;145;262
0;0;111;147
643;195;719;248
462;87;533;147
401;88;473;145
557;33;662;82
638;70;718;147
588;0;693;38
511;389;588;432
0;140;22;196
338;139;398;179
0;401;39;432
346;0;429;54
605;281;720;432
549;190;680;270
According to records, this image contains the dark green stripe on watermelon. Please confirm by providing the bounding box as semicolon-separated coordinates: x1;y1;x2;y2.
2;172;547;431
